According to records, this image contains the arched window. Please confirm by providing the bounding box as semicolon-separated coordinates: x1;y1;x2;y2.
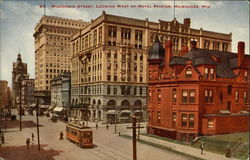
107;100;116;107
121;100;130;107
185;67;192;78
134;100;142;106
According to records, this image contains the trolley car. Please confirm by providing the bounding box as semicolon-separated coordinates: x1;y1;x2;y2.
66;123;94;148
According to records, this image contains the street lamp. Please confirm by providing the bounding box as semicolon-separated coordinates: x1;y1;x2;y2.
15;74;23;131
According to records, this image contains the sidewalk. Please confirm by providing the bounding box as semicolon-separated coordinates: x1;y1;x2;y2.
124;133;233;160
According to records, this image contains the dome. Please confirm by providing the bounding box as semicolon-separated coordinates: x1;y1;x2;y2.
148;35;165;60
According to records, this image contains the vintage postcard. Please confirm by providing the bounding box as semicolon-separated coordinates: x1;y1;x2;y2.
0;0;249;160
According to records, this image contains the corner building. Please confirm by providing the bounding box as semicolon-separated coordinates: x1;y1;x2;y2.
34;15;89;91
71;11;232;123
147;38;249;141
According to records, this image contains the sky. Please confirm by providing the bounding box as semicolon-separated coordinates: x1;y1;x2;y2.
0;0;249;88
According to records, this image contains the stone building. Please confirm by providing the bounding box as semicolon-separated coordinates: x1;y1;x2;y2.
0;80;12;115
71;11;232;123
33;15;89;92
12;53;29;108
21;79;35;106
147;38;249;141
51;72;71;110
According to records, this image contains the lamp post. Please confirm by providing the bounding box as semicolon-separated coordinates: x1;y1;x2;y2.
15;74;22;131
114;105;117;134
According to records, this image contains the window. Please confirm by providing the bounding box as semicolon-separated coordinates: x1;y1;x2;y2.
235;91;239;103
205;89;213;103
204;40;210;50
189;90;195;103
181;114;187;127
157;111;161;120
134;87;137;95
209;90;213;103
213;41;220;51
113;87;117;95
227;85;232;95
121;86;125;95
185;68;192;78
210;68;214;79
140;87;143;95
244;91;247;104
107;75;111;81
220;93;223;104
157;89;161;102
205;68;209;79
222;42;228;52
244;71;248;81
189;114;195;128
208;119;214;129
107;86;111;95
182;90;188;103
172;88;177;103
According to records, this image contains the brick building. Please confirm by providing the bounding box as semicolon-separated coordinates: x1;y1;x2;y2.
147;37;249;141
71;11;231;123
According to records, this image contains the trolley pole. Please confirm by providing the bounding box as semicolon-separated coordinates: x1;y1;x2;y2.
115;105;117;134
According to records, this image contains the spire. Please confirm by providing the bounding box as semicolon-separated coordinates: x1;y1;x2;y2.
44;0;46;15
173;0;176;19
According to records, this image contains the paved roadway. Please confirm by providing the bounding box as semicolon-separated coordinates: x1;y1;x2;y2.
3;114;191;160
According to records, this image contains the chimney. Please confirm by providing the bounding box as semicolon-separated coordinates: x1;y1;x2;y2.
180;46;189;56
183;18;190;27
165;40;172;68
237;41;245;67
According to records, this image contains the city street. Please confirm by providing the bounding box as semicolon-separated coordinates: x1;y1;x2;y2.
0;112;191;160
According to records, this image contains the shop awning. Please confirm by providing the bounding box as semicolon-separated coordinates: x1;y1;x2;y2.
218;110;230;115
134;110;142;113
106;110;117;114
120;110;131;114
53;107;63;112
240;110;249;114
40;105;49;109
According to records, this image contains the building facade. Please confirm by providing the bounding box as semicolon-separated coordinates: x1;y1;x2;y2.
33;15;89;91
51;72;71;109
21;79;35;106
71;11;232;124
147;38;249;141
12;54;29;108
0;80;12;115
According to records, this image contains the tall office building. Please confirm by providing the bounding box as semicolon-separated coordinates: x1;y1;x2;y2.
71;11;232;123
34;15;89;91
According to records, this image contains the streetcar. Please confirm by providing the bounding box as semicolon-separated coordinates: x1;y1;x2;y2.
66;123;94;148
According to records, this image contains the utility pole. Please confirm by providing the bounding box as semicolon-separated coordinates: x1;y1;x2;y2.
126;116;144;160
36;99;41;151
19;82;22;131
137;105;142;141
115;105;117;134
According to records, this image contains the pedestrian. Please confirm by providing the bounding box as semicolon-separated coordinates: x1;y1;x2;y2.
26;138;30;149
96;123;98;129
32;132;34;141
1;134;5;144
200;142;204;154
106;124;109;130
59;131;63;140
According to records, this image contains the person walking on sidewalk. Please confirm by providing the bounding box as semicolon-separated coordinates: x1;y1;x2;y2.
200;142;204;154
59;131;64;140
1;134;5;144
31;132;35;141
96;123;98;130
26;138;30;149
106;124;109;130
